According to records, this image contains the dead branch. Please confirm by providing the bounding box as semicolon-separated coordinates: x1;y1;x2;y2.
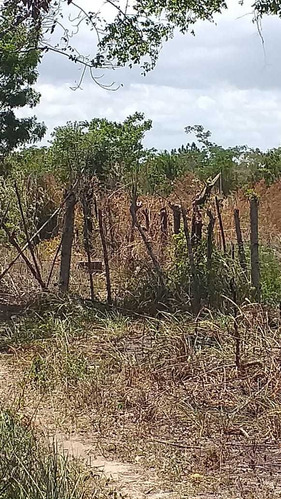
131;196;165;290
1;223;46;290
0;188;76;282
14;182;45;288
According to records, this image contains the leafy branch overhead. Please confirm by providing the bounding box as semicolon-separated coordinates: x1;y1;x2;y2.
11;0;281;75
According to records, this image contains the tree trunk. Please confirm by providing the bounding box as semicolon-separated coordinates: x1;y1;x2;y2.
250;196;260;301
59;191;76;292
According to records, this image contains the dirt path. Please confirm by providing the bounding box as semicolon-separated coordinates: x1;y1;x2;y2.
54;432;176;499
0;357;176;499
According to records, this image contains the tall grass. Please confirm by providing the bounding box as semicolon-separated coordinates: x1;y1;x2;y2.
0;410;86;499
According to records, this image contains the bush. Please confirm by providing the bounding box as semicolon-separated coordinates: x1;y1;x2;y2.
169;233;250;312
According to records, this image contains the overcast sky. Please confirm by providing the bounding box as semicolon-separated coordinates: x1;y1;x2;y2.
20;1;281;151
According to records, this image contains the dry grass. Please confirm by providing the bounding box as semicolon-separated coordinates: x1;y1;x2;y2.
2;176;281;497
3;174;281;307
1;297;281;497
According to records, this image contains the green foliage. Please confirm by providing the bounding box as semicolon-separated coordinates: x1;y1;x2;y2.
11;0;281;79
0;2;46;158
260;246;281;306
49;112;152;186
0;410;86;498
170;232;249;311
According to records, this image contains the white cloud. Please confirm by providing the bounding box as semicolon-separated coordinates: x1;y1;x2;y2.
18;0;281;151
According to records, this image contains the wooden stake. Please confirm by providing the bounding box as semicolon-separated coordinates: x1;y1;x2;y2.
191;206;203;247
215;196;226;254
250;196;260;301
234;208;247;273
181;206;201;315
98;208;112;305
131;195;165;290
207;209;215;267
82;186;94;301
169;203;181;234
160;207;168;245
59;191;76;292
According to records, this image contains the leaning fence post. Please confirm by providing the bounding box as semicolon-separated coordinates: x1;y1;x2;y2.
215;196;226;254
59;191;76;292
234;208;247;273
250;195;260;301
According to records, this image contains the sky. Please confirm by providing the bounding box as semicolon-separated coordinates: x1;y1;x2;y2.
19;0;281;151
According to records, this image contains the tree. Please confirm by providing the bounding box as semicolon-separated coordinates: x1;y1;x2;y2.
0;2;46;158
49;112;153;186
11;0;281;79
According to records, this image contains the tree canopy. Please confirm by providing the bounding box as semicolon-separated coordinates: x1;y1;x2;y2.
0;2;46;157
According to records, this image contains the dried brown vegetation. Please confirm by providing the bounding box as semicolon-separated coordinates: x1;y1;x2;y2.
2;175;281;497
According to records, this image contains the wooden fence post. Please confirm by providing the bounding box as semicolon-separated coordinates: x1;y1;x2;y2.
181;206;201;315
82;184;94;301
160;207;168;245
191;206;203;246
215;196;226;254
234;208;247;273
207;209;215;267
170;204;181;234
59;191;76;292
250;195;260;301
130;196;165;290
98;208;112;305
